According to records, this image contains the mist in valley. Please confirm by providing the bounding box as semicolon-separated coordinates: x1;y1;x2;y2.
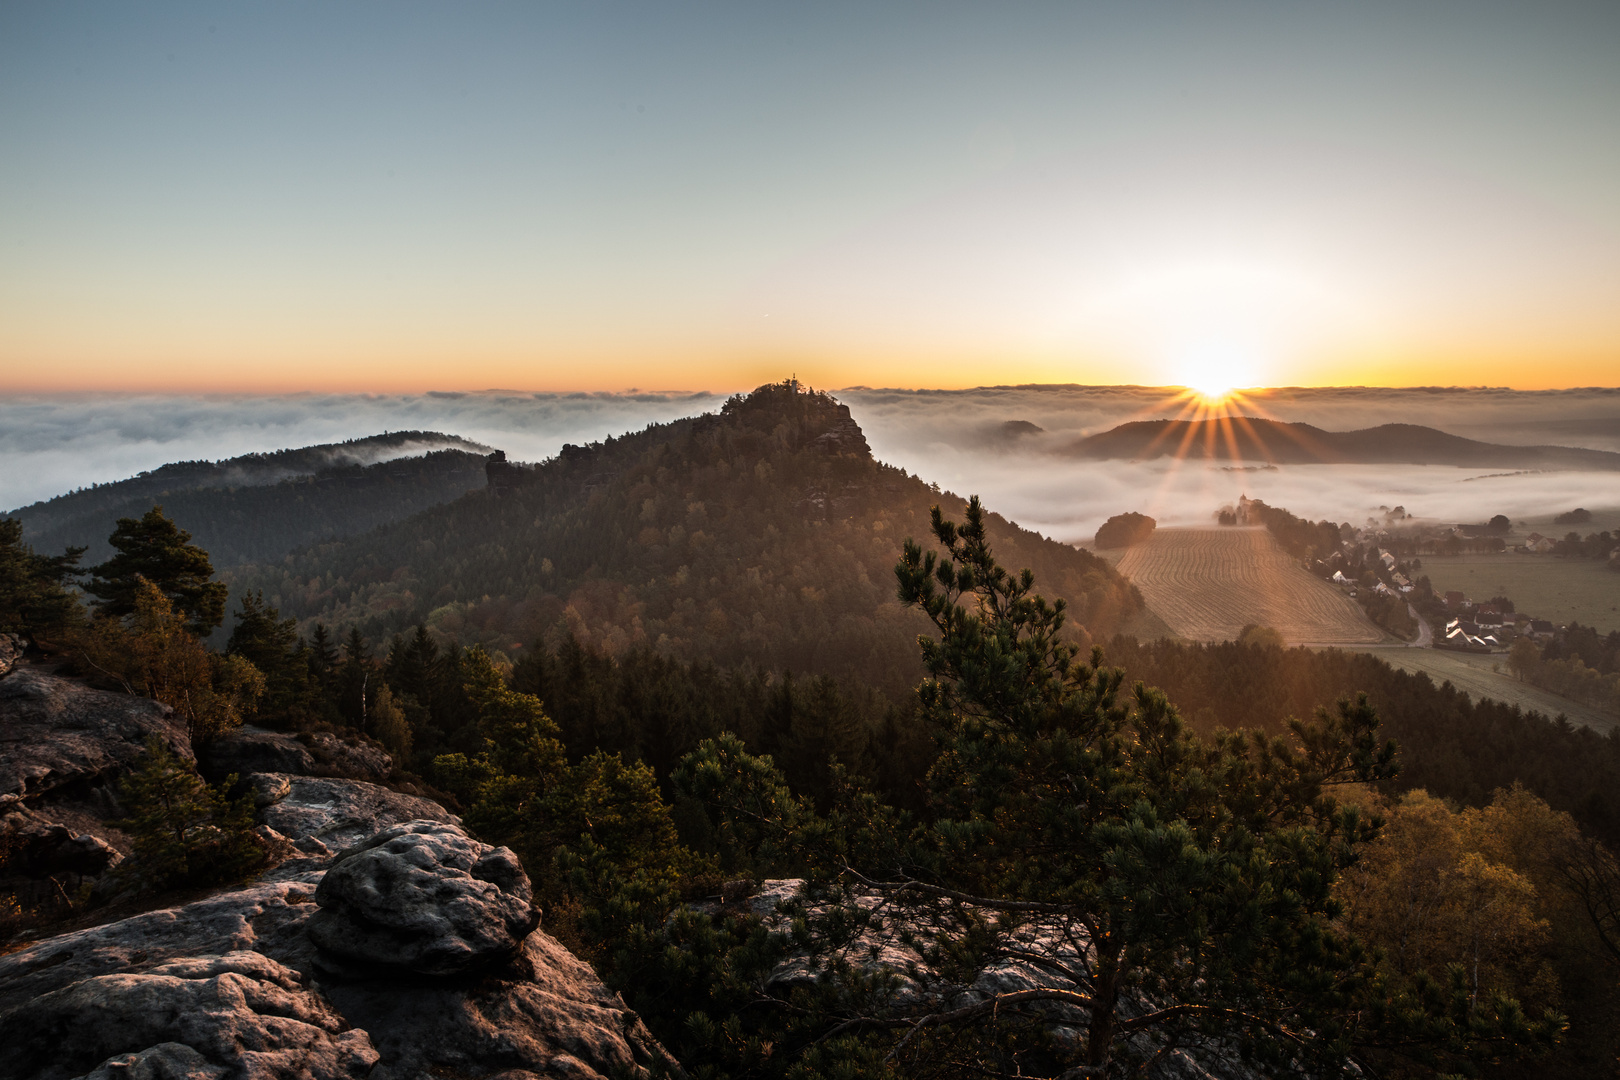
4;384;1619;544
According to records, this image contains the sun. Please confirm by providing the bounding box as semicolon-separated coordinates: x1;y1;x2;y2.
1187;379;1235;405
1169;341;1260;408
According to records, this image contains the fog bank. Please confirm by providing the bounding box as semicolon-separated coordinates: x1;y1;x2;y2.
4;385;1619;543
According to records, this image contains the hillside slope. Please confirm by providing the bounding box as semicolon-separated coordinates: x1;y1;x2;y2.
10;433;490;567
231;383;1146;696
1064;417;1620;469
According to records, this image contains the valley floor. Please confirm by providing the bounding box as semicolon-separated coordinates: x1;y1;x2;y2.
1342;644;1617;734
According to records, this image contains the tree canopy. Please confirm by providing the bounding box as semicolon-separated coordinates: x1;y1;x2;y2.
84;506;228;634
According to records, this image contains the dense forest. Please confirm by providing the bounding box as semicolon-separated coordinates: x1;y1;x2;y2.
12;433;489;568
231;382;1157;699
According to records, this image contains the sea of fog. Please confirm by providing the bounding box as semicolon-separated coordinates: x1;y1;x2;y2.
3;385;1620;546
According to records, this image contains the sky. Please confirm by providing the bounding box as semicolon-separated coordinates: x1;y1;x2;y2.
2;1;1618;393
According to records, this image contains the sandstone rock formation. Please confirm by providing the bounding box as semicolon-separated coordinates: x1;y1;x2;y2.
0;667;190;804
308;821;538;977
256;775;458;855
202;728;393;785
0;658;680;1080
302;732;392;782
0;951;379;1080
201;726;319;781
0;821;679;1080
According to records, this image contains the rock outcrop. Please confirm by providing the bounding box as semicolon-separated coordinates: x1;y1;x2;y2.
0;820;679;1080
202;728;392;785
0;951;379;1080
0;667;190;805
0;659;680;1080
201;727;319;781
0;801;123;879
256;775;459;855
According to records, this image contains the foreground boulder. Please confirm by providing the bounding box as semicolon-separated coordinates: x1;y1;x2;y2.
308;821;539;977
0;951;378;1080
0;820;681;1080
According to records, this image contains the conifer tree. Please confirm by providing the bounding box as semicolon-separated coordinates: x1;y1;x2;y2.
118;738;260;889
227;590;308;725
0;518;84;641
85;506;228;634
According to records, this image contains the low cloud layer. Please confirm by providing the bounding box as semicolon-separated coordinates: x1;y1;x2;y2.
842;386;1620;543
4;385;1619;545
0;391;725;510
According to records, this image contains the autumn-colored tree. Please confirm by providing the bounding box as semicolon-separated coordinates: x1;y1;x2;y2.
1338;790;1557;1017
76;579;264;743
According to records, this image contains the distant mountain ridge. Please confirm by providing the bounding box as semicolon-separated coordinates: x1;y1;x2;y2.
1063;417;1620;469
9;431;492;568
230;382;1152;697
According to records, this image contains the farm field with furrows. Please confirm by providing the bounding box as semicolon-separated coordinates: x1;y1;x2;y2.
1115;527;1386;645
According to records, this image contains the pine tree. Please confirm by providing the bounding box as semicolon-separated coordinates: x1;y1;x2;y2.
0;518;84;641
227;591;308;726
118;737;260;890
84;506;228;634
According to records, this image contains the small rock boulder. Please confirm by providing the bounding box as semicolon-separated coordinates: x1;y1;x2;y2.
199;727;318;782
0;803;123;878
0;951;378;1080
303;732;392;782
308;820;539;977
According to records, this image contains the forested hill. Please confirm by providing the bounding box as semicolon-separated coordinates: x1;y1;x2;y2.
10;432;490;567
1064;417;1620;469
230;382;1150;697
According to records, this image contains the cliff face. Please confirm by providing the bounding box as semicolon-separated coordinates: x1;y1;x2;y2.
0;656;680;1080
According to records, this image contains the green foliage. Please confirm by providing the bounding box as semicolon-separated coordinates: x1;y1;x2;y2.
884;496;1412;1073
117;737;261;890
85;506;228;634
672;734;813;877
0;517;84;641
226;590;316;726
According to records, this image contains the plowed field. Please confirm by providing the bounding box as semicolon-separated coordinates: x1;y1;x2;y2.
1115;527;1385;644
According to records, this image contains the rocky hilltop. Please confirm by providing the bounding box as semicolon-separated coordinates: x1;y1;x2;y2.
0;647;679;1080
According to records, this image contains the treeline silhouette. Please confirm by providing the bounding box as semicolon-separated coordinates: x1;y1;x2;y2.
16;445;487;568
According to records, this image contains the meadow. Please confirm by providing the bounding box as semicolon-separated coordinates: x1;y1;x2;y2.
1416;552;1620;633
1350;644;1616;734
1113;526;1385;645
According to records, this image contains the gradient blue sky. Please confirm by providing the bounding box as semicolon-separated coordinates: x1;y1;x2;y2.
3;1;1617;391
